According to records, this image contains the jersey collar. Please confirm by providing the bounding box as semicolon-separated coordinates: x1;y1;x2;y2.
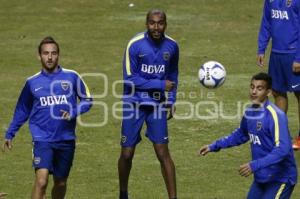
41;65;62;77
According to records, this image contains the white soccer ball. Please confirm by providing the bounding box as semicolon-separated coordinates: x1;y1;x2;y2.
198;61;226;88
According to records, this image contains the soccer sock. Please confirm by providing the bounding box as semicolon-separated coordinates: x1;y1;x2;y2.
119;191;128;199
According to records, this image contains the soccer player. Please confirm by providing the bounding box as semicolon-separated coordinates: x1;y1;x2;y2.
256;0;300;149
118;9;179;199
199;73;297;199
2;36;93;199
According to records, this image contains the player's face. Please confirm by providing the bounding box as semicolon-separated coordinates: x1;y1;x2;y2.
146;13;167;41
39;43;59;73
249;80;271;105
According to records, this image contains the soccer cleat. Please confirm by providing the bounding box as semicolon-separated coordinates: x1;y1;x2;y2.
292;137;300;150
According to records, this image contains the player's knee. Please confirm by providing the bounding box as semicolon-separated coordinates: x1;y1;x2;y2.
54;180;67;188
156;151;171;163
120;151;134;161
272;90;287;98
35;177;48;190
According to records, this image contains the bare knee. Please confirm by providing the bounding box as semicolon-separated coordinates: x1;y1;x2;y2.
35;177;48;190
158;151;172;163
53;178;67;188
154;145;172;163
272;90;287;99
119;148;135;162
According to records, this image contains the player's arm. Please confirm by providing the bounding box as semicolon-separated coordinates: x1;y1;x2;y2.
257;0;271;67
3;81;33;151
165;43;179;119
123;43;173;91
65;75;93;120
199;116;249;155
249;110;291;172
166;43;179;106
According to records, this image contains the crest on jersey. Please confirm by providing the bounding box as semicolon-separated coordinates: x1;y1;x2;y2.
256;121;262;131
286;0;292;7
61;81;70;91
163;52;170;61
34;157;41;165
121;135;127;143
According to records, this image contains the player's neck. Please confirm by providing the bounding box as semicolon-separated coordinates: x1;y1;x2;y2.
42;65;59;73
252;98;268;108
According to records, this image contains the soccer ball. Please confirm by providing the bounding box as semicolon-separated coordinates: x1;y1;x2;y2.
198;61;226;88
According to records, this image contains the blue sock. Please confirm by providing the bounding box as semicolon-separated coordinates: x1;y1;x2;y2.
119;191;128;199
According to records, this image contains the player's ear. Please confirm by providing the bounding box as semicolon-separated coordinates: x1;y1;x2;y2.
37;53;41;61
267;88;272;96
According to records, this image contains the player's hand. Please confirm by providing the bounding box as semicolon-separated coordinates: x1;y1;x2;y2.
292;61;300;73
167;105;176;120
0;192;8;199
239;163;252;177
256;54;265;67
165;80;175;91
198;145;210;156
2;139;12;152
60;110;71;120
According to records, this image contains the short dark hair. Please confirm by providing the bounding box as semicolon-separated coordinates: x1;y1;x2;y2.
38;36;59;54
251;72;272;89
146;9;167;23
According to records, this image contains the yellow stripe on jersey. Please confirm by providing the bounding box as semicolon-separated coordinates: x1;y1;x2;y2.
267;105;280;147
27;72;41;80
125;34;145;76
62;69;91;97
165;34;177;43
275;183;286;199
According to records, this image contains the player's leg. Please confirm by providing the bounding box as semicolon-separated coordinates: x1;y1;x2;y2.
272;91;288;113
279;52;300;149
146;105;177;199
118;147;136;199
32;142;53;199
268;52;289;113
293;92;300;149
153;143;177;199
51;140;75;199
118;102;144;199
262;182;295;199
246;181;263;199
52;177;68;199
32;169;49;199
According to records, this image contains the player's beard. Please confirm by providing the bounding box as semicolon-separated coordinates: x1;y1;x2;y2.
149;30;163;41
41;58;59;73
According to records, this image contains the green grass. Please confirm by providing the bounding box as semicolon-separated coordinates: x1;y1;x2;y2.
0;0;299;198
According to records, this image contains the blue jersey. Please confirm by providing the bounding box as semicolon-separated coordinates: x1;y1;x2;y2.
209;100;297;184
122;32;179;106
258;0;300;61
5;66;93;142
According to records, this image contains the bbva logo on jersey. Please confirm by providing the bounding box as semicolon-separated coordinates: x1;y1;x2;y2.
40;95;68;106
271;9;289;20
249;133;262;145
141;64;165;74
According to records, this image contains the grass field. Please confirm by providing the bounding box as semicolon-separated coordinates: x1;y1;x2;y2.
0;0;299;198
